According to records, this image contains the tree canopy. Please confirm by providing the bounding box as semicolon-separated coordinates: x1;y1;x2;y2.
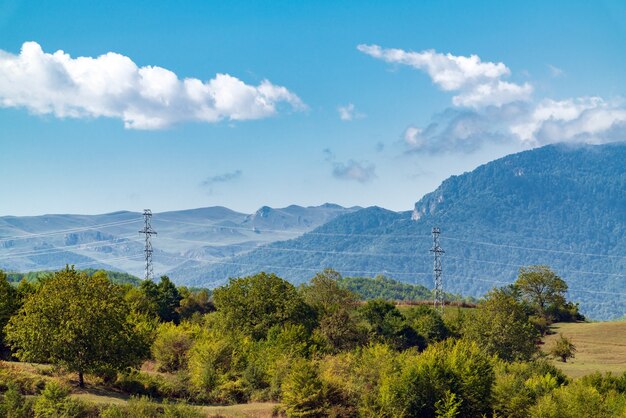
213;272;313;340
5;266;150;386
463;288;539;362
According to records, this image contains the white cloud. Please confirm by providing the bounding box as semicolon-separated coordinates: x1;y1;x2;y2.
337;103;365;121
548;64;564;77
404;126;423;148
402;98;626;153
357;44;532;108
359;43;626;153
324;149;376;183
0;42;306;129
451;80;533;108
514;97;626;145
332;160;376;183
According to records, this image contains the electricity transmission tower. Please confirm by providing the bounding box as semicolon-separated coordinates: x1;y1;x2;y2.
139;209;157;281
430;227;445;312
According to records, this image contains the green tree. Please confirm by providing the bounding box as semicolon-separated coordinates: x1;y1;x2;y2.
359;299;423;350
463;288;539;362
156;276;182;323
0;270;19;357
404;305;450;345
282;358;328;418
301;269;362;352
301;269;357;316
5;266;150;387
213;272;313;340
126;276;183;323
550;334;576;363
515;266;570;322
177;287;214;320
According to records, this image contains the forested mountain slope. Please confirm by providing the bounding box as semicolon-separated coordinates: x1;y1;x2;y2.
177;143;626;319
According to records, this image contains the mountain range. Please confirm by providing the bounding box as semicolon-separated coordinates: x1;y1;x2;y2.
0;204;360;280
172;143;626;320
1;143;625;319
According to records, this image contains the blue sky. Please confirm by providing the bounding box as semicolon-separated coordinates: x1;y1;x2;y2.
1;0;625;216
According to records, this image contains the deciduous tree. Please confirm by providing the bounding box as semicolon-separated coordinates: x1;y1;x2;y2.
463;288;539;362
5;266;150;387
213;272;313;340
515;266;569;322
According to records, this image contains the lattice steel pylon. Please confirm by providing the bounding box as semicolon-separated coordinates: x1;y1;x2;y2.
139;209;157;281
430;227;445;312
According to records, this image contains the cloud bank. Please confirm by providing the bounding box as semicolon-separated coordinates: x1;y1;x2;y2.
323;148;376;183
359;44;626;153
0;42;306;129
202;170;243;187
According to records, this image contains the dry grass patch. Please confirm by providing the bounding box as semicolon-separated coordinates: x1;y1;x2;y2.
199;402;279;417
542;321;626;378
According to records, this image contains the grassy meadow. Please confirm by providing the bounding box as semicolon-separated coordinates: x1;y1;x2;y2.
543;321;626;378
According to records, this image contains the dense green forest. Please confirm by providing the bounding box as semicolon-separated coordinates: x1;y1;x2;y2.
337;275;475;304
3;265;626;417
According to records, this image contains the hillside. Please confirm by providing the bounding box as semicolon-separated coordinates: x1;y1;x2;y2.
542;322;626;379
176;143;626;320
0;204;359;280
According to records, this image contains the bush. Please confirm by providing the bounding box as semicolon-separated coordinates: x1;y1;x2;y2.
0;364;48;395
404;305;449;345
152;322;196;373
282;359;327;418
529;380;626;417
318;344;401;416
113;370;189;400
0;382;35;418
549;334;576;363
492;360;565;418
33;380;89;418
187;331;235;399
380;339;494;418
100;396;204;418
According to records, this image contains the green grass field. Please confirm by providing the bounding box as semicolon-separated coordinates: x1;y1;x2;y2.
542;321;626;379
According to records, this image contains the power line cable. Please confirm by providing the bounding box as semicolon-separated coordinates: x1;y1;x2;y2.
0;218;142;242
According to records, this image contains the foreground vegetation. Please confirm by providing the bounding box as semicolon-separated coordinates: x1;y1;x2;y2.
4;265;626;417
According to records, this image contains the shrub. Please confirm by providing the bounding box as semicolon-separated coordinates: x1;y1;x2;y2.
33;380;89;418
549;334;576;363
492;360;564;418
152;322;196;373
113;369;189;401
281;359;327;418
0;382;35;418
0;365;48;395
529;380;626;418
100;397;204;418
380;339;494;418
